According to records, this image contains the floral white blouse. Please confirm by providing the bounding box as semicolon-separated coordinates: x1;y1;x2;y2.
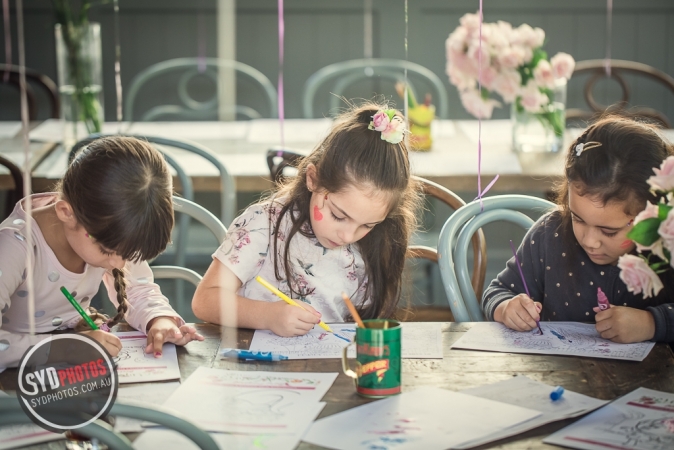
213;199;369;322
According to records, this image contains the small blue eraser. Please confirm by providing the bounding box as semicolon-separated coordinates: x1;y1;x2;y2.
550;386;565;401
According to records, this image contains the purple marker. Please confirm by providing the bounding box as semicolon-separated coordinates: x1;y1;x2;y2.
597;287;610;311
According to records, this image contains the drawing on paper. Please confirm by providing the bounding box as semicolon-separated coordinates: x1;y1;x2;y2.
247;325;357;359
591;411;674;450
452;322;655;361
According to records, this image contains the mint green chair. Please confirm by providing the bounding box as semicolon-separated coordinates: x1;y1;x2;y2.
125;57;277;121
303;58;449;119
438;195;555;322
0;396;219;450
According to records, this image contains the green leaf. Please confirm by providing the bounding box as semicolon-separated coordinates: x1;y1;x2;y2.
627;218;662;246
658;203;672;221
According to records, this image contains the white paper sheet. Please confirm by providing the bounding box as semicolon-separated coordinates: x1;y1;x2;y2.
133;427;303;450
304;386;541;450
0;122;21;139
544;387;674;450
247;322;443;359
113;331;181;383
161;367;336;434
456;376;608;448
246;118;332;143
451;322;655;361
114;382;181;432
0;391;63;449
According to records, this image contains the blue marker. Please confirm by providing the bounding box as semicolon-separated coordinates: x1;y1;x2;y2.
550;386;565;401
220;348;289;361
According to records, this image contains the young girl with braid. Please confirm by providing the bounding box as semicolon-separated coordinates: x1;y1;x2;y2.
0;136;203;370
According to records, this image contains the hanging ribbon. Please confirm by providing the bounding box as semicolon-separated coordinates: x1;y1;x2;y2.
197;5;206;73
277;0;285;151
113;0;123;125
363;0;373;59
403;0;408;147
2;0;11;82
604;0;612;77
15;0;35;334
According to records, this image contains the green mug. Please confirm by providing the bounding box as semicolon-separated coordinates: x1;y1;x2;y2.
341;319;401;398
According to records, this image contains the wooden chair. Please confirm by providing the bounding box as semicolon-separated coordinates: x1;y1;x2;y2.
265;148;488;322
302;58;449;119
0;154;23;220
125;57;277;121
0;64;60;120
567;59;674;127
438;195;555;322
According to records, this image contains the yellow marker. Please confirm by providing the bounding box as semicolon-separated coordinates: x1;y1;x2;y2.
255;276;333;333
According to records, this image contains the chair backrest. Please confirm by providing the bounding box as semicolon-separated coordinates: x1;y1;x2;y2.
125;57;277;122
151;196;227;314
303;58;449;119
438;195;556;322
0;395;219;450
0;154;23;220
567;59;674;127
0;64;60;120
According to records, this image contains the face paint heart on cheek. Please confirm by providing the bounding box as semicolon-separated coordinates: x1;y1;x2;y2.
313;205;323;221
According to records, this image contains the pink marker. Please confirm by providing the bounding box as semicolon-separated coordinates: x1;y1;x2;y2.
597;287;610;311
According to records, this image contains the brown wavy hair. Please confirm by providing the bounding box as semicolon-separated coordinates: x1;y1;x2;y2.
269;102;422;320
553;114;674;246
61;136;174;328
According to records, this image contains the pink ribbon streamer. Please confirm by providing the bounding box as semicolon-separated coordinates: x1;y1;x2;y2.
113;0;123;124
2;0;11;82
197;8;206;73
277;0;285;151
604;0;612;77
477;0;484;210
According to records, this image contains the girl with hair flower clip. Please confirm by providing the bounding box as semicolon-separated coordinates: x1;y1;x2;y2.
193;102;422;336
483;115;674;344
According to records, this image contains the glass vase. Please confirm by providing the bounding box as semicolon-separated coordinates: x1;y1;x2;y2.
55;22;104;151
511;78;566;153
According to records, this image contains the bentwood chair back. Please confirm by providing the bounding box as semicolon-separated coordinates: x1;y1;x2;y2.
438;195;555;322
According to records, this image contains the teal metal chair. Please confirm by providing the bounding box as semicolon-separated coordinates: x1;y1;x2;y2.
438;195;555;322
0;395;219;450
303;58;449;119
125;57;277;121
152;196;228;295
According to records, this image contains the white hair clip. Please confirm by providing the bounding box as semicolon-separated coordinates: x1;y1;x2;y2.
574;141;602;157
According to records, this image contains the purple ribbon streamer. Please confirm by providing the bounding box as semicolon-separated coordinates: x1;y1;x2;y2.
277;0;285;151
197;9;206;73
605;0;612;77
2;0;11;82
477;0;484;211
113;0;123;124
509;240;531;298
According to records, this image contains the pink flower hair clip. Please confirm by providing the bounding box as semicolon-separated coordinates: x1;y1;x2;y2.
368;109;406;144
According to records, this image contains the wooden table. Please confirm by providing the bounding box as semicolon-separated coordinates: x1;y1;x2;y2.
2;322;673;449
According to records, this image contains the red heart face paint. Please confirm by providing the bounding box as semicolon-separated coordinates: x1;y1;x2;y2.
620;239;632;249
313;205;323;221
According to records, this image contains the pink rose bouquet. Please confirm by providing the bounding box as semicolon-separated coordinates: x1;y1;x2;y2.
619;155;674;298
445;13;575;137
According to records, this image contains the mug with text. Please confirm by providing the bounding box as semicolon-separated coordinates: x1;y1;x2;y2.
341;319;401;398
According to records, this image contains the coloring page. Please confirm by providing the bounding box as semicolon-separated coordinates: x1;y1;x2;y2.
247;322;443;359
545;387;674;450
133;428;301;450
451;322;655;361
161;367;335;434
304;386;541;450
113;332;181;383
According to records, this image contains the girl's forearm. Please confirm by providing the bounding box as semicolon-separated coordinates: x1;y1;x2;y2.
192;286;271;329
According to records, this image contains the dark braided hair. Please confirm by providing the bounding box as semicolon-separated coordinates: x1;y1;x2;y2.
61;136;173;329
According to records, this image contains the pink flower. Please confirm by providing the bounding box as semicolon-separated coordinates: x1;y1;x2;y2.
370;111;390;132
658;209;674;253
459;13;481;32
447;63;476;90
550;52;575;80
460;89;501;119
618;254;664;298
633;202;668;260
493;70;521;103
634;202;659;225
647;156;674;191
519;80;549;113
497;47;526;69
478;66;499;90
381;116;405;144
533;60;556;89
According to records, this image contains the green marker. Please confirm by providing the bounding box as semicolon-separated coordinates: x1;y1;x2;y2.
60;286;99;330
